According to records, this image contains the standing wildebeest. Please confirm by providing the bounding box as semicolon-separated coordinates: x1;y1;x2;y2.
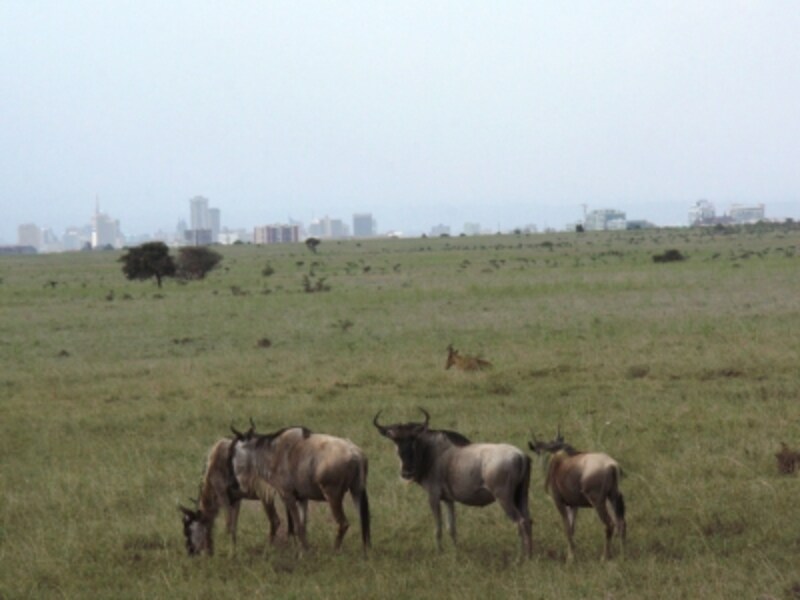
529;431;626;561
445;344;492;371
179;434;287;556
373;408;532;558
230;423;371;554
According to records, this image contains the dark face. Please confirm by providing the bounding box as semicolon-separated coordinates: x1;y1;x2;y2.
375;421;426;481
181;509;211;556
394;435;419;480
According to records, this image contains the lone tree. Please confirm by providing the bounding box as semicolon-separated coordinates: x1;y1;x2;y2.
176;246;222;280
119;241;176;288
305;237;321;254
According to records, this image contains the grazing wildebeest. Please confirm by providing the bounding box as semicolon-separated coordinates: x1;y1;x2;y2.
445;344;492;371
230;423;371;554
529;431;626;561
179;433;287;556
373;408;532;558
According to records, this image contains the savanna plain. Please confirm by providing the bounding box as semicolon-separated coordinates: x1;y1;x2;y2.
1;225;799;599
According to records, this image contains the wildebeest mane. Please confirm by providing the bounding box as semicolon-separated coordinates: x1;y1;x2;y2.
436;429;472;446
254;426;313;447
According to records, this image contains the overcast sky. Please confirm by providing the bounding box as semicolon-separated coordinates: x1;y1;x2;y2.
2;1;799;242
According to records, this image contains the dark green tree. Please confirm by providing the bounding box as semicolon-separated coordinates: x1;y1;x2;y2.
119;241;176;288
305;237;321;254
176;246;222;280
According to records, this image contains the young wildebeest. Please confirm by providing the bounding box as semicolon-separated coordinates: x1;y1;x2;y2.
179;434;287;556
529;431;626;561
445;344;492;371
373;408;532;558
230;423;371;554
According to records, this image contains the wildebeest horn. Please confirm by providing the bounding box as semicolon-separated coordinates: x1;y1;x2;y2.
373;411;388;436
418;407;430;428
248;416;256;432
178;504;196;518
230;422;244;439
556;424;563;443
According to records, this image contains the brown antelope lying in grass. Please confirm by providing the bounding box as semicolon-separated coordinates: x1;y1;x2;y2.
179;429;289;556
775;442;800;474
230;422;371;555
529;430;626;561
445;344;492;371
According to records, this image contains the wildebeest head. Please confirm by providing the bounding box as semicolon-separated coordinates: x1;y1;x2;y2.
373;408;430;480
230;417;257;442
528;428;576;456
179;504;212;556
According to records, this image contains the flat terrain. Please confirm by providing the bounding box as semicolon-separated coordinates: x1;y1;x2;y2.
2;225;799;599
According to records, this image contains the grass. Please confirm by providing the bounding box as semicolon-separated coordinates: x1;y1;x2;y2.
2;224;799;599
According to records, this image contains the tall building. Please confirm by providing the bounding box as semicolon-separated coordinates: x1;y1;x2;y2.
208;208;221;242
353;213;376;238
18;223;42;250
187;196;220;244
729;204;765;224
689;200;716;225
254;224;299;244
584;209;626;231
92;202;124;248
189;196;210;230
308;216;349;239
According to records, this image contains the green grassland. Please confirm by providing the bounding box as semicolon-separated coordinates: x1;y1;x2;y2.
2;225;799;599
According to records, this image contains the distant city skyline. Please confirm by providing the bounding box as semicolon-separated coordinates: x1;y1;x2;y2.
6;197;795;253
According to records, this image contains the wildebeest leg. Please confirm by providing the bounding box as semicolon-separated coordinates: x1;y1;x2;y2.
428;496;444;551
593;500;615;561
554;501;577;561
283;496;309;550
261;495;281;544
227;500;241;553
444;500;457;546
323;488;350;550
497;494;532;559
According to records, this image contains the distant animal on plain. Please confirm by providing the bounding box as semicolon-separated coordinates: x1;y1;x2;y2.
529;430;626;561
230;422;371;555
445;344;492;371
775;442;800;474
179;429;289;556
374;408;532;558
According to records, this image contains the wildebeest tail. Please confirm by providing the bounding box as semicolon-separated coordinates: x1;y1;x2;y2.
514;454;532;513
609;466;626;522
359;487;371;549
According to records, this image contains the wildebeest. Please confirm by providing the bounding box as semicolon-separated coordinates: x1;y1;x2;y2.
775;442;800;474
230;423;371;554
373;408;532;558
445;344;492;371
529;431;626;561
179;433;287;556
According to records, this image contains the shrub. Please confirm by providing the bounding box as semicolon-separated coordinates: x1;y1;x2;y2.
176;246;222;280
653;249;686;263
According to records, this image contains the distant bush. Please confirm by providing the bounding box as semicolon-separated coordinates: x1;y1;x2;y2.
176;246;222;280
653;249;686;263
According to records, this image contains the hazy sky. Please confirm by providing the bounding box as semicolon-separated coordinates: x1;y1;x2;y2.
2;1;799;242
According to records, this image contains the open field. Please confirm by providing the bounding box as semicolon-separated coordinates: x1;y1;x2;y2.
2;225;799;599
